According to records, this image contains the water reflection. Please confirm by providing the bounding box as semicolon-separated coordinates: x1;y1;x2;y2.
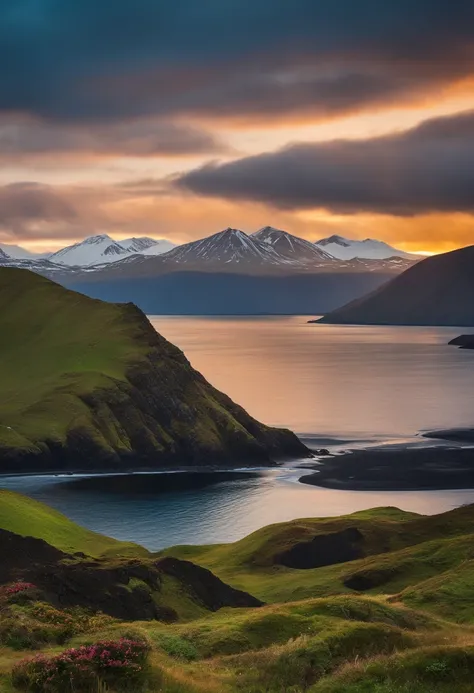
151;317;474;438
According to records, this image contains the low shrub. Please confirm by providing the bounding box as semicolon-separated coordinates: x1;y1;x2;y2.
0;617;59;650
0;583;41;605
4;583;37;596
153;633;199;661
30;603;113;638
11;638;151;692
0;603;114;650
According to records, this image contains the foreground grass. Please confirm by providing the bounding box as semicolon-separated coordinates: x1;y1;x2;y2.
3;499;474;690
1;594;471;693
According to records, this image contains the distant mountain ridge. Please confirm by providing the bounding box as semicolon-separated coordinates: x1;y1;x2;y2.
317;245;474;326
3;229;419;273
315;234;418;260
0;228;421;316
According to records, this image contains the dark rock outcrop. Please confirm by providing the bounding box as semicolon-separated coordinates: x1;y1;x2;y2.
275;527;364;569
0;528;262;620
344;565;405;591
155;556;263;610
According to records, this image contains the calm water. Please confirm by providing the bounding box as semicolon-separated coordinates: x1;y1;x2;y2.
2;470;474;551
152;316;474;439
3;316;474;550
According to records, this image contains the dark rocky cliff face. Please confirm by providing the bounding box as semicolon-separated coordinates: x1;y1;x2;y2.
0;269;309;471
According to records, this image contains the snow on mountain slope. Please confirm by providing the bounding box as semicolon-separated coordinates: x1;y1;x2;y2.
48;234;131;266
0;243;45;260
253;227;335;263
120;237;176;255
160;227;293;267
0;253;73;276
315;235;418;260
142;240;177;255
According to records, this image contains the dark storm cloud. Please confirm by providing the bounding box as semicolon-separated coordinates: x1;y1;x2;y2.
174;109;474;215
0;0;473;123
0;119;223;157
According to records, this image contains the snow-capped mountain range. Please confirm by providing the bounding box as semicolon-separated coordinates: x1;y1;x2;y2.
315;234;416;260
45;234;176;267
0;228;419;277
160;227;327;269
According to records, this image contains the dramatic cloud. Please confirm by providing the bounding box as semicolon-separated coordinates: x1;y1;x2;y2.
0;119;223;158
0;1;473;123
1;177;474;256
0;183;78;228
175;109;474;215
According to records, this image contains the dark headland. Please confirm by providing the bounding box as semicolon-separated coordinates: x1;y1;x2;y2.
312;245;474;326
449;334;474;349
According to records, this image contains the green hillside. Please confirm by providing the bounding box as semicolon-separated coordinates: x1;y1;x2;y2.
2;498;474;692
163;504;474;603
0;489;145;558
0;268;306;471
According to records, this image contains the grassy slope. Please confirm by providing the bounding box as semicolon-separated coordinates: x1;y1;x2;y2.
0;489;146;558
163;505;474;603
0;268;149;455
0;268;305;468
3;499;474;691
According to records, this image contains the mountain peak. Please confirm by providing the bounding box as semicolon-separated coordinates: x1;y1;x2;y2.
317;234;350;247
221;227;247;237
48;234;129;267
84;234;114;244
252;226;334;262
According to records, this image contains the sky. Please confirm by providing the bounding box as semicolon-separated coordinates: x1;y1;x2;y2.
1;1;474;255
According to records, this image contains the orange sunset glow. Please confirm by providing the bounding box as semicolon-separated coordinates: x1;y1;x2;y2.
1;1;473;256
